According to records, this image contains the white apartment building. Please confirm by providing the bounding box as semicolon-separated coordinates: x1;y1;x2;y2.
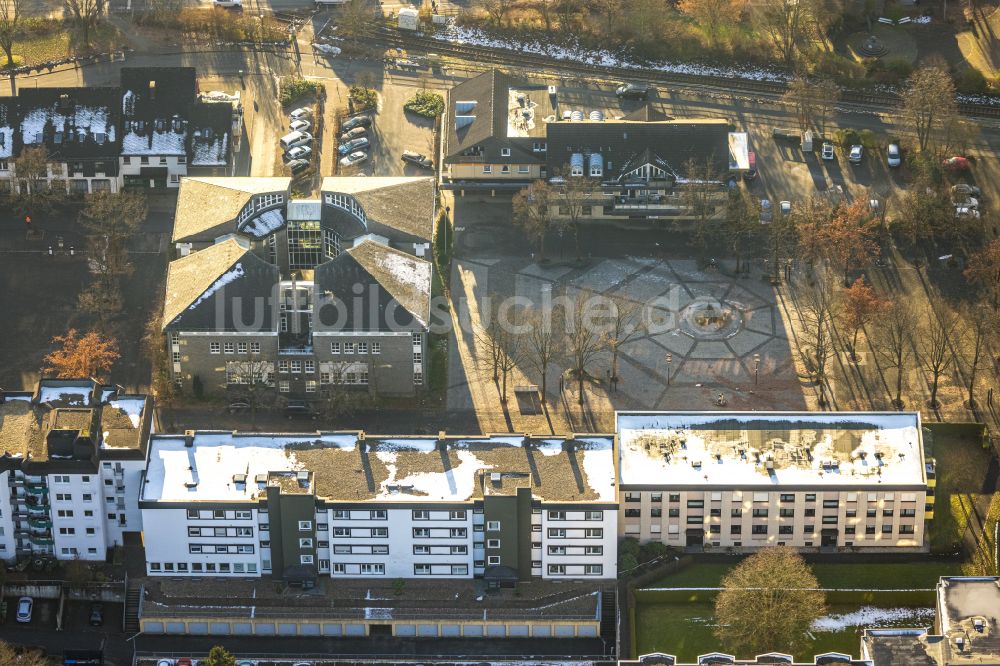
617;412;932;551
139;432;617;582
0;379;152;562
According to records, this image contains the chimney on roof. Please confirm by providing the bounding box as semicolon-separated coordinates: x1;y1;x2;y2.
183;430;195;447
149;80;156;100
437;430;447;451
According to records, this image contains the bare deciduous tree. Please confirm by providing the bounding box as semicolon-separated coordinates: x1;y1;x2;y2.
960;303;991;410
715;547;826;655
563;292;605;406
872;300;915;409
523;305;562;405
902;66;957;153
0;0;21;95
64;0;105;47
755;0;810;66
475;301;524;403
783;77;839;134
550;166;592;263
226;355;275;428
917;300;959;409
798;280;835;407
677;0;741;45
512;180;557;263
965;237;1000;310
481;0;514;26
604;295;644;385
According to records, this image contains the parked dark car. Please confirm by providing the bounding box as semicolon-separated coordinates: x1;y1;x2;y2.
616;83;651;100
341;115;373;132
402;150;434;169
772;128;800;142
89;604;104;626
284;400;317;420
287;159;310;175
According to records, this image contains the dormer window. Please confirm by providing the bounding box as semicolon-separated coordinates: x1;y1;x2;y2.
501;148;511;157
155;119;165;132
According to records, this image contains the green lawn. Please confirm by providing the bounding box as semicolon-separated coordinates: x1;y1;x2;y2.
923;423;995;554
646;560;963;590
635;602;931;661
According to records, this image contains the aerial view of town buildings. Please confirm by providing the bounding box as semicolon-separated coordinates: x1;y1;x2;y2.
0;0;998;664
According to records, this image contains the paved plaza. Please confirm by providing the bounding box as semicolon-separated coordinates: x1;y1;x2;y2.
447;254;810;435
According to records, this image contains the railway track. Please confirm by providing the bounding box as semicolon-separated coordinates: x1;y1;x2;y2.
370;27;1000;120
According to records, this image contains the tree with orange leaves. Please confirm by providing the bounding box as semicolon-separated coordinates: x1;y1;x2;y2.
799;198;880;286
43;329;119;380
838;277;883;362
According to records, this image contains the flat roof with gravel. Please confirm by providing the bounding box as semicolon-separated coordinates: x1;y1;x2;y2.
617;411;926;489
142;432;615;504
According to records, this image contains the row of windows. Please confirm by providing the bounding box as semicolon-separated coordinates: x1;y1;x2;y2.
324;193;367;225
330;342;381;355
547;545;603;555
188;526;253;538
187;509;253;520
188;543;255;554
547;511;603;521
413;510;466;520
56;509;95;518
625;507;918;519
709;524;916;535
150;561;258;574
481;165;531;175
279;359;314;373
549;564;603;575
60;547;100;556
334;527;388;538
624;492;919;503
414;564;468;575
413;528;467;538
333;510;388;520
53;493;95;503
126;155;185;165
548;528;603;538
210;341;261;355
236;193;285;225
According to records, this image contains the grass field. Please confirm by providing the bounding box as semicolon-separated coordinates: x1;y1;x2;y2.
923;423;995;555
634;601;933;661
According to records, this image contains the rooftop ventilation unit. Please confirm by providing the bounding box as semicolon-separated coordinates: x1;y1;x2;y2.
570;110;584;121
490;472;502;483
589;110;604;121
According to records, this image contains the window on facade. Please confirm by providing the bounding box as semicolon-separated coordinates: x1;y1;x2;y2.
751;525;768;535
287;220;324;269
224;342;235;354
209;342;221;354
298;520;312;531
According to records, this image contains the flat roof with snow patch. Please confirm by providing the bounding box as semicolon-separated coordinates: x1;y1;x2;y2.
617;411;926;489
142;432;615;504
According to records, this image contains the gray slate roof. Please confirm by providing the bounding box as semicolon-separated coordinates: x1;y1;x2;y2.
162;238;279;332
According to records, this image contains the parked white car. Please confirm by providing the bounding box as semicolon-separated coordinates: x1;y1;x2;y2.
289;119;311;133
16;597;33;623
289;107;312;120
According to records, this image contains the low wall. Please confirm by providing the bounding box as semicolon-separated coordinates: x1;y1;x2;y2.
140;616;600;638
3;583;61;599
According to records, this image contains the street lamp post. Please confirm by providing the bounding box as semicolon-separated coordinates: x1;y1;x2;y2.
753;353;760;386
665;353;672;386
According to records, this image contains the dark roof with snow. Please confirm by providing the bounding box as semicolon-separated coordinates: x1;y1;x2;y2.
16;87;121;159
545;119;731;181
162;238;279;332
120;67;196;157
313;241;432;332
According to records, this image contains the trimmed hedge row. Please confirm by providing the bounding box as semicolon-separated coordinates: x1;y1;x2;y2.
634;587;935;606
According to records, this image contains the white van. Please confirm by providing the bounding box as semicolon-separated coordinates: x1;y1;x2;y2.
280;131;312;151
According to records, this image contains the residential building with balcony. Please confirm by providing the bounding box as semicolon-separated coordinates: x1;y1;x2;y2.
163;176;435;399
0;379;152;562
617;412;931;551
622;653;872;666
139;431;616;582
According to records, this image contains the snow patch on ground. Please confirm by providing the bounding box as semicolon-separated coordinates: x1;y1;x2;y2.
437;24;788;83
812;606;935;632
188;263;244;310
